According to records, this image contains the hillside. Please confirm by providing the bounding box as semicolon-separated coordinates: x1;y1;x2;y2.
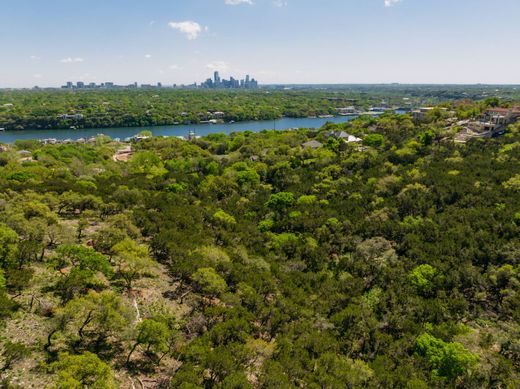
0;112;519;388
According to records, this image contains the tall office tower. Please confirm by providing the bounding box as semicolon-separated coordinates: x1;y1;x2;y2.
214;71;220;86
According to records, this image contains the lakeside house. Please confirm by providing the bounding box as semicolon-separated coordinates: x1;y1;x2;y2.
302;140;323;149
57;113;84;120
325;130;362;143
412;107;436;122
454;106;520;143
337;106;357;115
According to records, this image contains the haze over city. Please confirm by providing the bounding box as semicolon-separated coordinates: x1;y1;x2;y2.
1;0;520;88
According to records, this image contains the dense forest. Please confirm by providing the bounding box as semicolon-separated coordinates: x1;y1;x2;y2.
0;108;519;388
0;89;366;131
1;85;519;131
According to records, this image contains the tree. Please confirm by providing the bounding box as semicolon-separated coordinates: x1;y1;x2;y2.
0;270;5;291
408;264;437;296
266;192;295;212
191;267;228;297
50;291;132;349
212;209;236;227
129;151;167;178
54;245;111;275
126;318;173;365
50;352;116;389
415;333;479;380
0;224;18;267
92;227;128;257
311;353;374;388
503;174;520;191
112;238;155;290
363;134;385;148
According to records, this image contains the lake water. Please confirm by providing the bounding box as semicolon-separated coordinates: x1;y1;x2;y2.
0;116;357;143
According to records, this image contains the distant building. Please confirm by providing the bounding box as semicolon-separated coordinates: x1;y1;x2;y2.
200;72;259;89
325;130;362;143
58;113;84;120
480;107;520;132
412;107;436;122
302;140;323;149
337;106;357;115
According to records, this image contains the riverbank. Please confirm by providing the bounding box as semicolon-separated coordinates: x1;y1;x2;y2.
0;115;358;143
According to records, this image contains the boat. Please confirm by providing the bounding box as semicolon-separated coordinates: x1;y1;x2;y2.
0;128;5;131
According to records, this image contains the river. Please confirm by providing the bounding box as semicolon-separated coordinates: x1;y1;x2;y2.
0;116;358;143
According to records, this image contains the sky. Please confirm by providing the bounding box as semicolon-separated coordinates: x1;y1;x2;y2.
1;0;519;87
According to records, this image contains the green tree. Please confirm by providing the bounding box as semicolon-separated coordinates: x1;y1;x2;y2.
266;192;295;212
415;333;479;380
129;151;167;178
112;238;155;290
408;264;437;296
192;267;228;297
363;134;385;147
0;224;18;266
50;352;116;389
126;318;173;364
50;291;132;349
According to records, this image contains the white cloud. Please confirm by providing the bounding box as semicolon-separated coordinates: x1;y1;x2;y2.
32;74;42;79
273;0;288;7
30;55;41;61
384;0;402;7
169;64;181;70
144;54;152;59
206;61;230;72
225;0;253;5
60;57;84;63
168;21;205;40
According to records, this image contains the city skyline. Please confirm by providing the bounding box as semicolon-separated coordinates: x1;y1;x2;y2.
53;71;260;91
1;0;520;88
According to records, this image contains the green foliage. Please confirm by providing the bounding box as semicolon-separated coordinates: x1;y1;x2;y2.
112;238;155;290
213;209;237;226
127;317;174;364
166;182;188;193
363;133;385;147
419;130;435;147
503;174;520;191
415;333;479;380
266;192;295;211
1;341;30;370
0;102;519;386
257;219;274;232
54;245;111;275
408;264;437;296
296;195;318;206
0;270;5;291
50;352;116;389
129;151;167;178
0;224;18;266
192;267;228;297
52;290;133;348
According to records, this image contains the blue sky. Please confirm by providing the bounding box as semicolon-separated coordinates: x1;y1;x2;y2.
1;0;519;87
